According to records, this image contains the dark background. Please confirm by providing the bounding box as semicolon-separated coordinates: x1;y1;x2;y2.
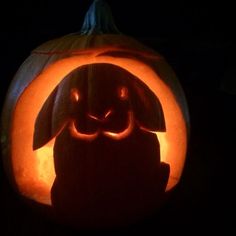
0;0;235;235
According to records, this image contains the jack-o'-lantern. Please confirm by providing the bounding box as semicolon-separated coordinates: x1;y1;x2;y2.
1;0;189;229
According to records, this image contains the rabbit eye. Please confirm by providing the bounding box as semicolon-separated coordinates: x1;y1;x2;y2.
118;86;128;100
70;88;80;102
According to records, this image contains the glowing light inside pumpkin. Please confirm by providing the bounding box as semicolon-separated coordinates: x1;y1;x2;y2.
88;109;113;121
118;86;128;100
12;52;187;205
70;88;80;102
156;132;169;163
103;111;134;140
69;111;134;141
69;120;99;141
104;109;113;119
35;139;55;186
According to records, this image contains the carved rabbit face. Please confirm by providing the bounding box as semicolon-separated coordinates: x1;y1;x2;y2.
33;63;165;150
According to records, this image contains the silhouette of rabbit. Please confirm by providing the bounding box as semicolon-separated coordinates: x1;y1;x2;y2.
33;63;170;227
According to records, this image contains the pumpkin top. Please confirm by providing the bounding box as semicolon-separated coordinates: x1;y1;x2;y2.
31;0;157;55
80;0;120;35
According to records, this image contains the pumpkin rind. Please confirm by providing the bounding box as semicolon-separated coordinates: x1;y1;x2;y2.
1;0;189;229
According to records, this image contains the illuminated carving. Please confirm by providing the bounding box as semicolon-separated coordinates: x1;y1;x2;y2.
1;0;189;228
31;63;169;220
34;63;167;149
69;120;99;141
103;111;134;140
69;111;134;141
118;86;128;100
70;88;80;102
5;54;188;208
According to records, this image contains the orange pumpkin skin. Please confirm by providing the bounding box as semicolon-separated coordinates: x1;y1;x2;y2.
1;0;189;229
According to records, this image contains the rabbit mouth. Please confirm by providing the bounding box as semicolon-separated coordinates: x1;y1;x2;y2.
69;111;134;141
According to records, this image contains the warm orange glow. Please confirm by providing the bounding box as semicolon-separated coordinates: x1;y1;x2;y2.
11;51;187;204
118;86;128;100
103;111;134;140
69;111;134;141
35;139;55;204
87;109;113;121
70;88;80;102
69;120;99;141
104;109;113;119
35;139;55;185
156;132;169;163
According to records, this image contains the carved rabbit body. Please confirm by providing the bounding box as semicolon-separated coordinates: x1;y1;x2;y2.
33;63;169;226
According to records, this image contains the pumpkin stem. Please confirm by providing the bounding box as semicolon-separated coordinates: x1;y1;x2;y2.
80;0;120;35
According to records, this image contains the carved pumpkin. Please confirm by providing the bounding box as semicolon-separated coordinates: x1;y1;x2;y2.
1;0;189;229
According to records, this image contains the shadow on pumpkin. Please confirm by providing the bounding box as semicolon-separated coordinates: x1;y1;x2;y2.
33;63;170;227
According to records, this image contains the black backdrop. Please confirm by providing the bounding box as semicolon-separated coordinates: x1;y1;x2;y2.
0;0;235;235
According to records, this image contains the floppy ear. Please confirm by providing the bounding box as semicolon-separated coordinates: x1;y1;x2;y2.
33;87;57;150
33;79;72;150
129;78;166;132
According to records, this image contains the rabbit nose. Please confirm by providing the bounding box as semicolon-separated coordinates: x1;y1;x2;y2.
87;109;113;122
